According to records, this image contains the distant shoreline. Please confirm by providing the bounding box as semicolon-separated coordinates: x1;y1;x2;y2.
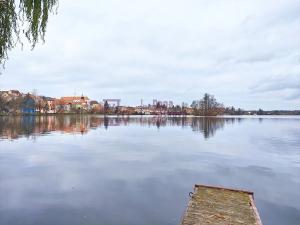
1;113;300;117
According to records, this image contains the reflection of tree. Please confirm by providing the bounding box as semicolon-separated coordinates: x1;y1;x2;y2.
0;116;243;140
195;117;241;138
104;116;108;129
191;117;230;139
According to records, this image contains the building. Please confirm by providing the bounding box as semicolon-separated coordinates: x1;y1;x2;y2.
59;96;90;111
44;97;56;113
90;100;104;113
118;106;135;114
55;99;70;113
21;94;36;114
8;90;22;98
90;100;99;107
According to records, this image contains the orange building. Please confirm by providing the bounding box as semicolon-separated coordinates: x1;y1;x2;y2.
58;96;90;111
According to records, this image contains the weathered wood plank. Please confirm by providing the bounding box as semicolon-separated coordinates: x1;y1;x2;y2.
180;184;263;225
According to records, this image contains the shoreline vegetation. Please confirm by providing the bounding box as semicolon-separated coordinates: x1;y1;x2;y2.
1;112;300;117
1;90;299;116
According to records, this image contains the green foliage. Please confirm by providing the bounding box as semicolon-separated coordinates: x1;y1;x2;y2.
0;0;58;67
0;0;18;66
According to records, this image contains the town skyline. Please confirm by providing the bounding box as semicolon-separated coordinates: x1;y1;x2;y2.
2;88;299;111
1;89;299;114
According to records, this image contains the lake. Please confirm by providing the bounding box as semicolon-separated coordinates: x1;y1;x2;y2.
0;115;299;225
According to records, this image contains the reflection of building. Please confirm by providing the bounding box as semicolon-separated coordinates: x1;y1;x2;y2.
0;116;240;140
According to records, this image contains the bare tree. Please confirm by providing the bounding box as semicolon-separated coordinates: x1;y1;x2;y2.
192;93;224;116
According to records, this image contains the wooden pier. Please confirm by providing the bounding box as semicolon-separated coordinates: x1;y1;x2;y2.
180;184;263;225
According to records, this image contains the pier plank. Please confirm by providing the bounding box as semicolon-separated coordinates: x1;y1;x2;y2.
180;185;263;225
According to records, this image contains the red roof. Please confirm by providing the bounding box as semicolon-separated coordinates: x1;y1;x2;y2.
59;96;89;105
61;96;89;100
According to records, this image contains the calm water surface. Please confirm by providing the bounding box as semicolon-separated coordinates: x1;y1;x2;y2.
0;115;299;225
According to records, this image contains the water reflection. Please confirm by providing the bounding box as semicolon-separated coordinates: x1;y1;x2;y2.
0;116;241;140
0;116;299;225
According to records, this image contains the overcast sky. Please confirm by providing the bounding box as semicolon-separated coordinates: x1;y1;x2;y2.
0;0;300;109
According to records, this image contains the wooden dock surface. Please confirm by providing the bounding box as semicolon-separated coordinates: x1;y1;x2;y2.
180;184;263;225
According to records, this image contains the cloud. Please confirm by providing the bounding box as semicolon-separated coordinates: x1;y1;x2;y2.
0;0;299;109
285;91;300;100
250;74;300;100
251;74;300;91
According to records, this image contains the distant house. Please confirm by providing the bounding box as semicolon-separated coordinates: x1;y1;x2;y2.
8;90;22;98
44;97;56;113
119;106;135;114
1;90;23;104
0;91;11;102
90;100;98;106
60;96;90;111
89;101;104;113
22;94;36;114
54;99;68;113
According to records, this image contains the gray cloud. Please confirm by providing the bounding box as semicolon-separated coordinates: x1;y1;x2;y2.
0;0;299;109
250;74;300;101
251;75;300;91
286;91;300;100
